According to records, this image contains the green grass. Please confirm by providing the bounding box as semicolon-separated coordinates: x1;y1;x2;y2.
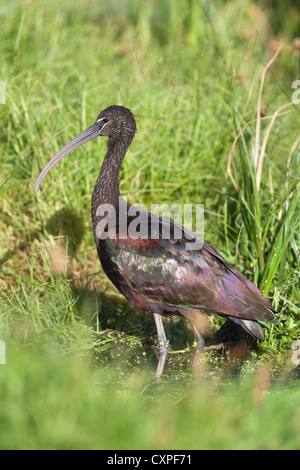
0;0;300;449
1;346;300;450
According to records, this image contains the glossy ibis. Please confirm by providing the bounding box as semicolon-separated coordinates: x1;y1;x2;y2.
35;105;276;376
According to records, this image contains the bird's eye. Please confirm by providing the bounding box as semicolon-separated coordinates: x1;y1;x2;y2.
96;117;108;125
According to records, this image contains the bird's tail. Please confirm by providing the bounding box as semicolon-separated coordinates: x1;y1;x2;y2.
229;316;265;341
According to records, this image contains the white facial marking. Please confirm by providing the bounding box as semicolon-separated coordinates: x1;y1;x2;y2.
96;117;108;134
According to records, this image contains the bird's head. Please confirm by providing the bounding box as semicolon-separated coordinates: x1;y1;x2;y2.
35;105;136;193
97;105;136;140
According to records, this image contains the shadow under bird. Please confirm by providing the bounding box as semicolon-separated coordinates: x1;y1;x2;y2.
35;105;276;376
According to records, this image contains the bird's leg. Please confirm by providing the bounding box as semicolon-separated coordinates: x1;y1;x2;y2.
153;313;169;378
191;324;205;368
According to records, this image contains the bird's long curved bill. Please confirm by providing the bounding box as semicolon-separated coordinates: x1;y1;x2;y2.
35;121;100;193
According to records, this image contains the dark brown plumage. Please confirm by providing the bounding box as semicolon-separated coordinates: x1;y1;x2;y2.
35;105;276;376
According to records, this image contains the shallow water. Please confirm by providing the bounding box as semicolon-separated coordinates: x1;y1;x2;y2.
95;339;300;402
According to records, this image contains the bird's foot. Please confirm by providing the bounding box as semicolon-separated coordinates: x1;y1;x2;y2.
204;342;229;354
